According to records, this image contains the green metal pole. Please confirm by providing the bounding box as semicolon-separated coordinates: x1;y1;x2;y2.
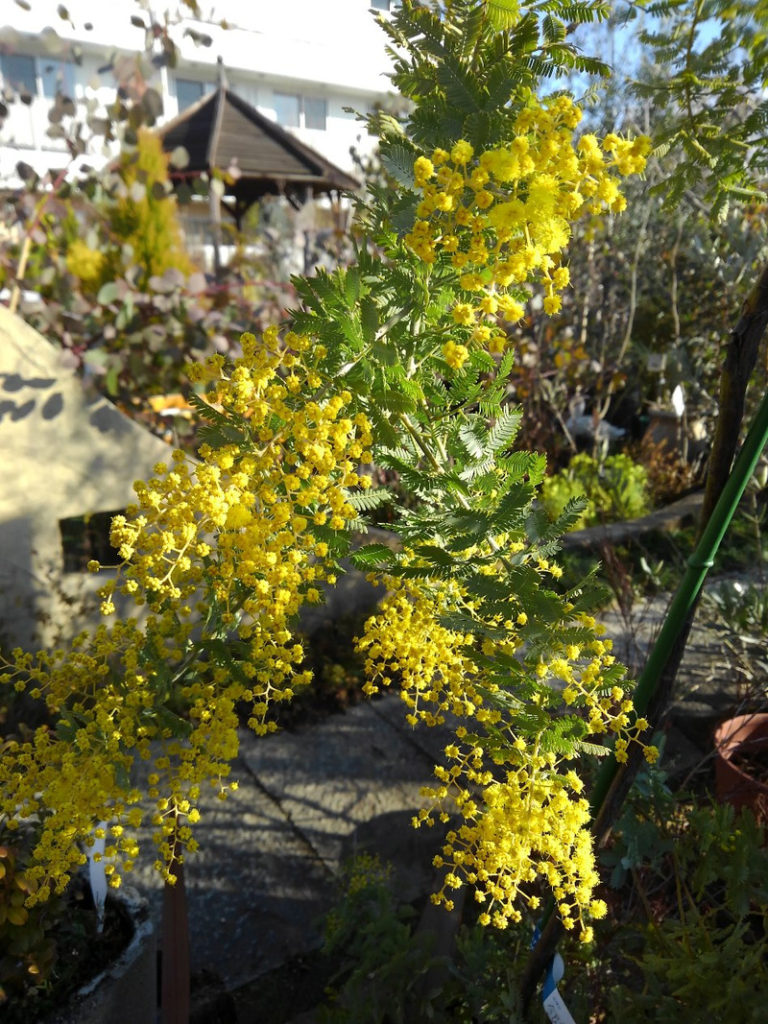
590;386;768;819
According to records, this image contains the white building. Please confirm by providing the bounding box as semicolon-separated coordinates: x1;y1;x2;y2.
0;0;402;185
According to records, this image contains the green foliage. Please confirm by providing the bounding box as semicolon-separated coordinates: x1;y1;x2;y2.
0;824;58;1007
377;0;611;152
593;775;768;1023
541;452;651;526
0;841;132;1024
106;128;195;286
1;86;310;420
699;575;768;694
616;922;768;1024
320;852;533;1024
704;578;768;639
633;0;768;214
0;164;252;418
321;854;437;1024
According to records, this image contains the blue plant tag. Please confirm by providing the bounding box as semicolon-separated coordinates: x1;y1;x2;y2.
541;953;577;1024
531;925;578;1024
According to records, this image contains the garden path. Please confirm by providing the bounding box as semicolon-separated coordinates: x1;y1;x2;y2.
129;689;458;1017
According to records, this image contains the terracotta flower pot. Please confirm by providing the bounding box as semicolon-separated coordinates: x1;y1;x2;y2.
714;713;768;821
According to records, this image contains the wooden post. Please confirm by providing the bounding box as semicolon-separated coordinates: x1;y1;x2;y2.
161;824;191;1024
209;181;222;279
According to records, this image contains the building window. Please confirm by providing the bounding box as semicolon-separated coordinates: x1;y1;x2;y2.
304;96;327;131
274;91;301;128
40;59;76;99
1;55;76;100
176;78;206;110
59;510;123;573
274;92;326;131
0;54;37;97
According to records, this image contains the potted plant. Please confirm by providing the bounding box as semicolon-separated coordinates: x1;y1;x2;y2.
704;579;768;817
0;815;155;1024
715;713;768;820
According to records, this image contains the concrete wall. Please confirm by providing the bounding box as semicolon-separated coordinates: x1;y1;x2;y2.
0;306;172;650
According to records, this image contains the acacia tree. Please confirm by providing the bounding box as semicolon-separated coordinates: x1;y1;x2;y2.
4;0;768;1017
1;0;653;974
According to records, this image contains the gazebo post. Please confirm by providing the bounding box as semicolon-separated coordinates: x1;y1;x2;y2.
208;56;228;278
209;181;223;278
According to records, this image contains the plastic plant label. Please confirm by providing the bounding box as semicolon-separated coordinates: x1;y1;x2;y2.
541;951;577;1024
542;987;577;1024
87;821;108;933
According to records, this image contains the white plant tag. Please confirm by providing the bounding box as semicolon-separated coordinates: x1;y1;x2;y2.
88;821;108;933
671;384;685;417
542;987;578;1024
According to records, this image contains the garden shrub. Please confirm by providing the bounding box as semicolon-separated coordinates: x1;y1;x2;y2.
106;128;195;287
0;823;59;1004
317;793;768;1022
595;776;768;1024
62;127;194;298
321;852;534;1023
632;435;701;507
322;854;437;1023
541;452;650;528
1;136;244;416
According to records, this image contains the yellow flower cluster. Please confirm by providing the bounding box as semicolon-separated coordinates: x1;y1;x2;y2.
1;622;148;901
427;747;608;938
65;239;106;286
1;329;372;899
358;578;493;727
357;569;655;938
104;328;373;734
406;96;650;354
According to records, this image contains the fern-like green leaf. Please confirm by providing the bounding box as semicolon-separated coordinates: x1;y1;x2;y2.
413;543;454;566
187;392;247;445
347;488;393;512
379;139;418;188
487;407;523;455
484;0;522;31
436;54;482;113
457;421;488;459
349;543;397;570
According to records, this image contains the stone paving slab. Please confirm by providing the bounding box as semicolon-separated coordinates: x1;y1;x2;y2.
129;749;336;990
238;698;444;876
597;575;765;783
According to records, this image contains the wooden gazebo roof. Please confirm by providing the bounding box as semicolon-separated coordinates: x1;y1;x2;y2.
156;84;360;226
